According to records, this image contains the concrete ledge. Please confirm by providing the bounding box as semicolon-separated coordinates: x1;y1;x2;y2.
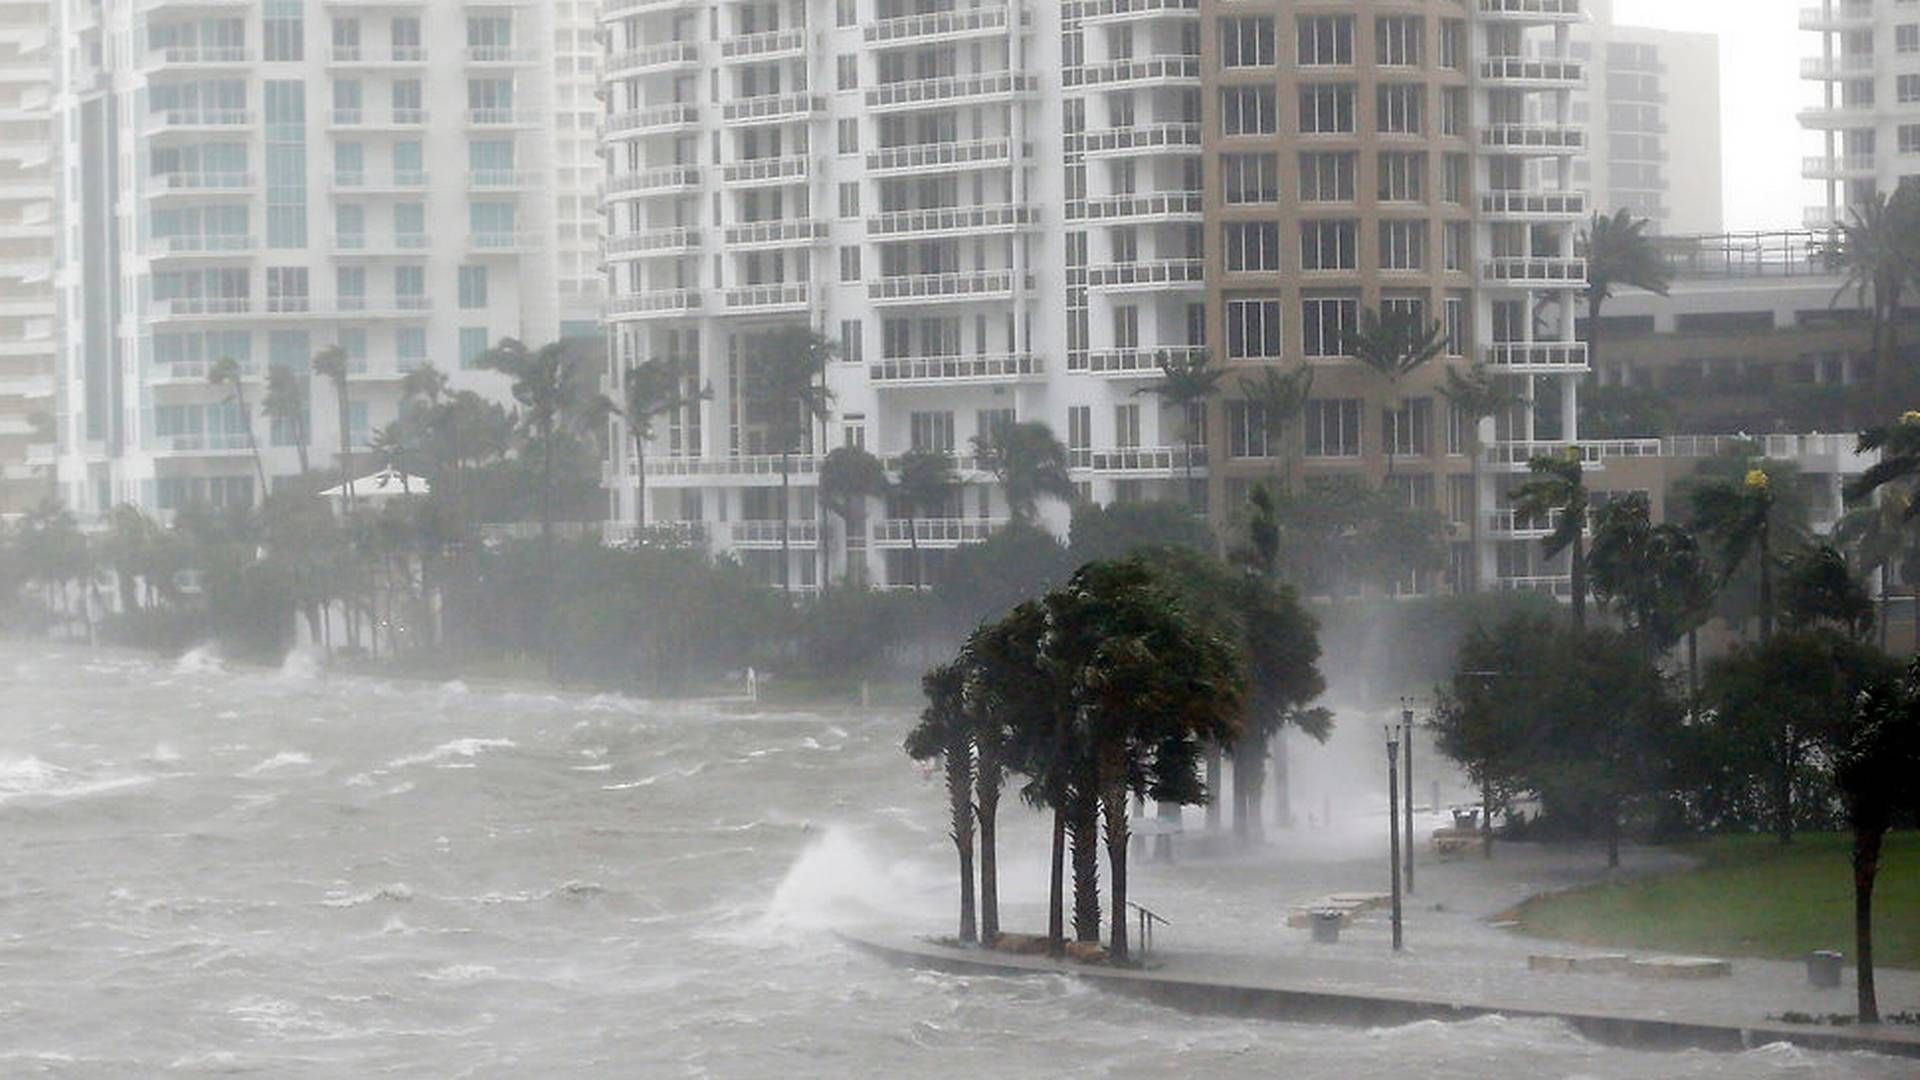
839;931;1920;1060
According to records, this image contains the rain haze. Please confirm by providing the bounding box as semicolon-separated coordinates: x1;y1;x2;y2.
1;0;1918;1076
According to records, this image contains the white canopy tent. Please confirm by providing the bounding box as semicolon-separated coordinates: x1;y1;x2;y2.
320;467;431;511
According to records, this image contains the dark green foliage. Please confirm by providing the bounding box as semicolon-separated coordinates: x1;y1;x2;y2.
1580;383;1675;438
1068;500;1214;564
933;520;1074;632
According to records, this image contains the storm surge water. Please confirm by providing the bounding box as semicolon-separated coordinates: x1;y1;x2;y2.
0;643;1904;1077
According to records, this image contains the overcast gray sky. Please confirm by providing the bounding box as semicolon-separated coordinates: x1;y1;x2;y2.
1613;0;1807;232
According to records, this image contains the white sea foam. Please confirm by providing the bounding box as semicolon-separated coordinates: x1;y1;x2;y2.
386;738;516;770
173;644;224;674
322;883;414;908
242;751;311;776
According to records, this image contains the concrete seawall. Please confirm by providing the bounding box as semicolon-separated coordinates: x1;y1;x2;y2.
839;932;1920;1060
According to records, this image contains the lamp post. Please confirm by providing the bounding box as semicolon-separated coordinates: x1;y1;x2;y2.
1401;699;1415;897
1385;725;1403;952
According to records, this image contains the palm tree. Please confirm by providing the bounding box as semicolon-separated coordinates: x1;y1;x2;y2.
1582;208;1671;383
312;345;355;504
1440;363;1520;593
747;327;836;594
1836;491;1915;650
605;357;712;529
1588;493;1716;677
1512;450;1591;626
971;420;1073;524
1350;309;1446;479
1780;544;1875;638
477;337;605;546
1835;667;1920;1024
261;363;311;475
1824;189;1920;394
1236;364;1314;493
1691;467;1783;642
905;661;977;944
207;356;268;499
819;444;889;586
894;448;957;591
1135;348;1225;509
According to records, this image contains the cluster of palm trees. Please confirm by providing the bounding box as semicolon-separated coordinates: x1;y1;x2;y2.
905;550;1325;963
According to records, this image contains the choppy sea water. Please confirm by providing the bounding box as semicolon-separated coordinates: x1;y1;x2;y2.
0;642;1906;1078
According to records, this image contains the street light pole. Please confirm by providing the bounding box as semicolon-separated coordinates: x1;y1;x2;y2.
1385;726;1403;952
1402;701;1415;897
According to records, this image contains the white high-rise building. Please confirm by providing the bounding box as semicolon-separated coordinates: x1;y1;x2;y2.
50;0;601;519
0;0;54;517
1570;0;1723;235
1803;0;1918;225
600;0;1596;598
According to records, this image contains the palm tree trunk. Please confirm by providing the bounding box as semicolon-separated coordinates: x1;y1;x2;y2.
1467;442;1483;593
1100;749;1131;962
1070;789;1100;943
977;757;1001;943
947;745;977;945
1571;529;1587;628
1244;734;1268;841
1606;796;1621;869
1854;826;1883;1023
633;434;648;528
780;448;792;594
1204;743;1222;830
1047;804;1066;957
1481;776;1494;859
908;510;922;591
1776;732;1796;845
1270;730;1290;829
337;382;355;507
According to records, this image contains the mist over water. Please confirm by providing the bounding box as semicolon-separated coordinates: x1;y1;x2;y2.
0;643;1905;1077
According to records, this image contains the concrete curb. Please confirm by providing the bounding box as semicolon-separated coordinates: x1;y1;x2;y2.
837;931;1920;1060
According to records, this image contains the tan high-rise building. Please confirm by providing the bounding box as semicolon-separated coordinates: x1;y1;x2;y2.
0;0;53;516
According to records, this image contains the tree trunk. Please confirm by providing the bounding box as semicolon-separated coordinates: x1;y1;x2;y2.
1243;732;1269;842
907;510;921;591
1571;528;1587;629
1204;743;1222;831
1467;443;1483;593
1070;790;1100;943
1606;797;1621;869
1231;739;1250;845
1270;729;1290;829
780;449;792;594
1047;804;1066;957
1481;776;1494;859
947;746;977;945
977;757;1000;943
1758;523;1773;642
1101;751;1131;962
1854;825;1884;1024
633;434;648;529
1776;731;1796;845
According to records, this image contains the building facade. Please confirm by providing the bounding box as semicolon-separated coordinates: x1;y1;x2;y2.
50;0;601;519
0;0;54;517
599;0;1594;597
1802;0;1920;226
1569;0;1722;234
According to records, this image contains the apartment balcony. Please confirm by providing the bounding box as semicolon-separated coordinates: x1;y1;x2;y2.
147;360;257;386
149;297;253;321
726;282;810;313
867;353;1044;387
1479;123;1585;155
141;45;254;71
1087;258;1204;290
467;169;539;192
606;228;702;259
464;45;539;66
606;104;701;137
1477;57;1583;89
1494;575;1573;599
325;45;429;68
867;204;1038;239
725;520;819;548
1486;507;1580;539
1482;438;1662;471
720;156;809;187
330;233;431;258
872;518;1007;549
465;107;542;128
1069;344;1205;377
1481;341;1589;373
721;93;825;127
1080;122;1202;157
144;171;255;200
605;41;701;79
1075;0;1199;25
1479;190;1586;221
1073;190;1202;224
598;0;703;18
605;165;702;200
718;27;806;63
608;289;703;321
1475;0;1582;22
468;231;541;255
1071;445;1206;478
1797;102;1879;130
1483;257;1587;287
722;219;827;250
148;234;256;260
1065;55;1200;89
148;433;255;457
867;137;1013;176
869;269;1025;305
865;72;1038;112
1800;53;1876;80
641;453;821;486
1803;153;1877;179
866;3;1018;47
1800;4;1877;32
328;170;430;194
142;108;252;137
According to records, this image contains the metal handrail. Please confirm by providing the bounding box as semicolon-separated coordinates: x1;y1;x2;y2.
1125;900;1170;958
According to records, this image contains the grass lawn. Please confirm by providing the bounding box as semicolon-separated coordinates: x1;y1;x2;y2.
1512;832;1920;969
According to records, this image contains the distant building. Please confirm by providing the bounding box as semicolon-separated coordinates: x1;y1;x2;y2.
1802;0;1920;225
48;0;603;520
0;0;54;517
1569;0;1724;234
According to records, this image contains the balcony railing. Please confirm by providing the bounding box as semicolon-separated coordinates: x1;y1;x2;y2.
719;27;806;62
1066;54;1200;88
1483;257;1587;285
1477;0;1582;19
869;269;1023;303
605;165;702;196
726;282;810;310
609;290;702;318
1480;190;1586;218
726;520;819;547
1477;57;1583;85
867;137;1013;174
1075;0;1200;23
1071;446;1207;474
1079;122;1202;155
1070;344;1205;375
872;518;1007;546
866;4;1013;45
723;220;828;247
606;104;701;136
1074;191;1203;222
866;72;1037;111
1087;258;1205;288
721;156;809;185
1482;341;1589;370
720;93;825;126
867;204;1038;237
1479;124;1585;153
868;353;1043;385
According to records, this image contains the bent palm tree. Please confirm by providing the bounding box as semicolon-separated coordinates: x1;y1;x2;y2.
313;345;355;504
747;328;836;594
208;356;268;498
894;448;957;590
605;357;711;528
1582;208;1671;382
905;662;977;944
1512;449;1590;627
478;337;605;546
1351;309;1446;479
261;363;312;475
1237;364;1314;493
972;420;1073;524
819;445;889;585
1824;190;1920;395
1135;348;1225;509
1691;467;1782;642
